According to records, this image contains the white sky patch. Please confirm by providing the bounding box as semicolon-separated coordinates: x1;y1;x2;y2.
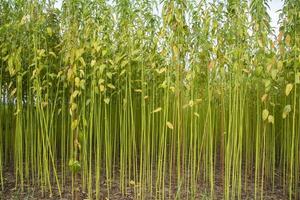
269;0;283;34
54;0;62;9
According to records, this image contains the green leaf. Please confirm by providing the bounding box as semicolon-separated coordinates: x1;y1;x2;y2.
80;80;85;89
68;159;81;173
277;61;283;70
120;69;126;76
264;79;271;91
75;48;84;60
102;49;108;56
121;60;129;68
295;72;300;84
106;72;112;79
79;57;86;66
271;69;278;80
49;51;57;57
46;27;52;36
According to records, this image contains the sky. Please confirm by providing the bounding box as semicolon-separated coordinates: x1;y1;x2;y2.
54;0;284;32
269;0;284;32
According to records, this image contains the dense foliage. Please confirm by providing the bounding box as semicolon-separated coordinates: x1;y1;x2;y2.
0;0;299;199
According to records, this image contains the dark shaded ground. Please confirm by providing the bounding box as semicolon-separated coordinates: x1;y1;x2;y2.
0;165;290;200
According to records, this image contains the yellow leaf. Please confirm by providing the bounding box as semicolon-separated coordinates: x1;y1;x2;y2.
80;80;85;89
75;77;80;87
121;60;129;67
42;101;48;107
75;48;84;60
282;105;291;119
99;85;105;92
277;61;283;70
277;31;283;42
67;68;73;81
10;88;17;97
261;94;268;102
152;107;162;113
14;109;21;116
166;121;174;130
46;27;52;36
104;98;110;104
285;35;291;46
285;83;293;96
271;69;278;80
170;86;175;92
173;45;179;56
79;57;86;66
262;109;269;121
129;180;135;185
120;69;126;76
242;68;250;74
49;51;57;57
107;83;115;89
71;120;78;130
156;68;166;74
134;89;142;93
258;39;263;48
267;64;272;72
71;103;77;111
208;61;214;70
98;79;105;84
91;60;96;67
72;90;80;98
268;115;274;124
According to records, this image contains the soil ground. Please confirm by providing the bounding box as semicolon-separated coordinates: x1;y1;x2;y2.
0;165;289;200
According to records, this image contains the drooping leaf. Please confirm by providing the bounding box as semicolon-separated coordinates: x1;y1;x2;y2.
104;98;110;104
262;109;269;121
285;83;293;96
152;107;162;113
261;94;268;102
166;121;174;130
71;119;78;130
282;105;291;119
268;115;274;124
107;83;115;89
99;85;105;92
